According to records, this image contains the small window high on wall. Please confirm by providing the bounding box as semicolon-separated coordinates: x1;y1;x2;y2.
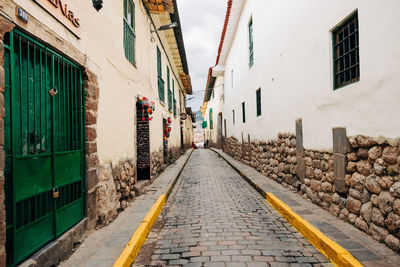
256;88;261;116
242;102;246;123
333;11;359;90
248;17;254;67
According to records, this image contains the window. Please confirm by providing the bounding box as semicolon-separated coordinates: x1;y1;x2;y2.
212;88;214;99
157;46;165;102
248;17;254;67
173;80;177;117
224;119;227;137
167;66;172;111
222;84;225;103
231;69;233;89
333;12;359;89
232;109;235;125
256;88;261;116
123;0;135;65
242;102;246;123
209;108;213;129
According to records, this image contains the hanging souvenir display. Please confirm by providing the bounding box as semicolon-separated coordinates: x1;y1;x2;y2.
137;96;156;121
163;117;172;149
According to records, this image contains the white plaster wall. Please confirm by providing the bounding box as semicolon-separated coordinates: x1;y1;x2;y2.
222;0;400;151
12;0;187;164
204;76;224;143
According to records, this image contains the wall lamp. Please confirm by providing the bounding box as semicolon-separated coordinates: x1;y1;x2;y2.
92;0;103;11
151;22;178;33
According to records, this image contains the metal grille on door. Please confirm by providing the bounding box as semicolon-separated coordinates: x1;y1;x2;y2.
3;29;86;266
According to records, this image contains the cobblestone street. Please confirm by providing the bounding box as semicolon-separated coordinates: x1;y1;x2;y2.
134;149;330;267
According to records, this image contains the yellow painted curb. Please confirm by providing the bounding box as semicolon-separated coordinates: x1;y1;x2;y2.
266;192;363;267
113;194;167;267
114;149;193;267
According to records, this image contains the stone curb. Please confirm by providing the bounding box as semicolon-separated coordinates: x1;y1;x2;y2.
211;148;363;267
113;148;194;267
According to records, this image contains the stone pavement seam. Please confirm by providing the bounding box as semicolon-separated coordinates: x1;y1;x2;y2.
211;148;361;266
113;148;194;267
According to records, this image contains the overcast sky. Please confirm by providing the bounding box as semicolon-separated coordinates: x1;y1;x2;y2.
176;0;227;112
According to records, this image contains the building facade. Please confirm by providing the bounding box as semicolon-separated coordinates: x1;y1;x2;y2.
0;0;192;265
201;70;224;148
205;0;400;253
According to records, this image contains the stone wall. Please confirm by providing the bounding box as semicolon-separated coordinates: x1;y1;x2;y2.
112;159;136;210
168;147;185;164
342;136;400;251
94;145;186;226
150;147;184;179
223;133;400;252
301;150;335;211
0;17;14;267
83;69;101;230
96;165;119;225
151;149;164;178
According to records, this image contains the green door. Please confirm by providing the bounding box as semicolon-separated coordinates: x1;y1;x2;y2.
3;29;86;266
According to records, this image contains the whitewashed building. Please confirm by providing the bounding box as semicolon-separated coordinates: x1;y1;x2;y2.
201;69;224;148
207;0;400;151
204;0;400;253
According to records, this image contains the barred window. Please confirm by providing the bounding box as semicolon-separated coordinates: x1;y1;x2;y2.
248;17;254;67
333;12;359;89
242;102;246;123
256;88;261;116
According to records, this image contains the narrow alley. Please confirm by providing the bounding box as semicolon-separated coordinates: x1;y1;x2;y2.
1;1;400;266
134;149;328;267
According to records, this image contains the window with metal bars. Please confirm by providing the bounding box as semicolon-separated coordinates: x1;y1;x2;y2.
123;0;135;66
242;102;246;123
333;12;359;89
248;17;254;67
232;109;235;125
256;88;261;116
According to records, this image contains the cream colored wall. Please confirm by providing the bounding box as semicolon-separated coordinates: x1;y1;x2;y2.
11;0;187;164
184;116;193;147
204;76;224;143
222;0;400;151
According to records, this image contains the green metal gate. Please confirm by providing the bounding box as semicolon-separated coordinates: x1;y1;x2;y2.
3;29;86;266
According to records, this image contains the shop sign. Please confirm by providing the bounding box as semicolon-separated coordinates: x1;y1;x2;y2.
16;6;29;23
33;0;81;38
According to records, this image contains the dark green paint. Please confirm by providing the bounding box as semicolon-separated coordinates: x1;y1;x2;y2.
157;46;165;103
123;0;135;66
167;67;172;111
4;30;85;266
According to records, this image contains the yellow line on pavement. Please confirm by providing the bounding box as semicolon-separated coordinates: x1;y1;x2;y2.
113;194;166;267
266;192;363;267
